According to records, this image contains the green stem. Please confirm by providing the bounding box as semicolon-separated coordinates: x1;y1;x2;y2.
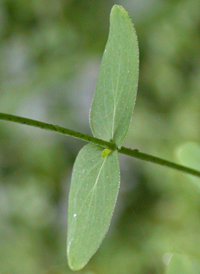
0;112;200;178
0;113;116;151
119;147;200;177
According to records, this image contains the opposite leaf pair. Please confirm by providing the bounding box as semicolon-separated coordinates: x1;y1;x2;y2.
67;5;139;271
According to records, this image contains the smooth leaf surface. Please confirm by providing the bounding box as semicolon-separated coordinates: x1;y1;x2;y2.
67;144;120;270
165;254;200;274
90;5;139;148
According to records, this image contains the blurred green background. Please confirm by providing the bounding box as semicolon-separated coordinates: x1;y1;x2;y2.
0;0;200;273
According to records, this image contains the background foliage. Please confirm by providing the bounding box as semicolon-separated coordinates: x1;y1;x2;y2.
0;0;200;273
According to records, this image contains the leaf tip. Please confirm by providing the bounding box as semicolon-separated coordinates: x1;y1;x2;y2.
67;252;86;271
111;4;128;17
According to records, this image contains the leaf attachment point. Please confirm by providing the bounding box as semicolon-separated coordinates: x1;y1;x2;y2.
102;148;113;158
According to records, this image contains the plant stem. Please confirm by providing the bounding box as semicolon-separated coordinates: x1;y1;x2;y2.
0;112;116;151
119;146;200;177
0;112;200;178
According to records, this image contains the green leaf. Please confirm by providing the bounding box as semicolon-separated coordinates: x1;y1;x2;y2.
67;144;120;270
90;5;139;148
165;254;200;274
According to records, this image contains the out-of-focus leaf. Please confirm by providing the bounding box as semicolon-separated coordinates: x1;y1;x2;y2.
67;144;120;270
165;254;200;274
90;5;139;148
